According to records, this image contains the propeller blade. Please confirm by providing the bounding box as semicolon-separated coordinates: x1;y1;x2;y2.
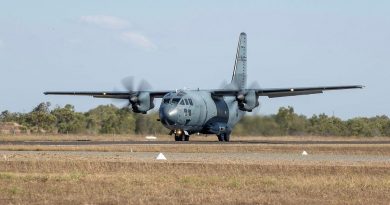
219;80;228;89
252;106;261;115
138;79;152;91
110;87;130;108
121;76;135;91
249;81;261;89
223;81;240;90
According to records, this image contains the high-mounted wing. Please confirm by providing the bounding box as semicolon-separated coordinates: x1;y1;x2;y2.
44;90;174;113
43;91;172;99
211;85;364;98
257;85;364;98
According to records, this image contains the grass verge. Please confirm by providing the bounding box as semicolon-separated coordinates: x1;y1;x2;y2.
0;160;389;205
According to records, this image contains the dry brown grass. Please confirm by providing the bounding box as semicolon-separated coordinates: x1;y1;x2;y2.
1;144;390;155
0;160;389;205
0;134;389;204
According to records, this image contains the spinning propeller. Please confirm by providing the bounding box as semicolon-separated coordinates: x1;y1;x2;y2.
114;77;155;113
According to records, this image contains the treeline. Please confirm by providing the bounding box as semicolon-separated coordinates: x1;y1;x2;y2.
0;102;166;135
1;103;390;137
234;107;390;137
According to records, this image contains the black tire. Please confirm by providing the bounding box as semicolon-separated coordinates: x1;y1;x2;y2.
224;134;230;142
184;135;190;141
217;134;224;142
175;135;183;141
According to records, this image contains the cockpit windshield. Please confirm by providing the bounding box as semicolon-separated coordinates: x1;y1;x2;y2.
171;98;181;105
163;93;194;106
163;98;170;104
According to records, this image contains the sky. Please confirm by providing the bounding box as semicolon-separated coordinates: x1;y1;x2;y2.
0;0;389;119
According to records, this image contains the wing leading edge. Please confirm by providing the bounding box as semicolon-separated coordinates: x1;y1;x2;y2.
44;85;363;99
43;91;172;99
257;85;364;98
211;85;364;98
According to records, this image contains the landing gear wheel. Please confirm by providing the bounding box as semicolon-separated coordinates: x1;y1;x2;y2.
217;134;224;142
175;135;183;141
217;133;230;142
184;135;190;141
224;134;230;142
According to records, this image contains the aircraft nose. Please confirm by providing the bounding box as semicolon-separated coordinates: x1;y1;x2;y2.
160;105;178;125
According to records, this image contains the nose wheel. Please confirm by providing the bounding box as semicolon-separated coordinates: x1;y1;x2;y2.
217;133;230;142
174;135;190;141
175;135;182;141
173;130;190;141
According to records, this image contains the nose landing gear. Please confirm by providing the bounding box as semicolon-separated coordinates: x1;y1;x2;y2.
217;133;230;142
173;129;190;141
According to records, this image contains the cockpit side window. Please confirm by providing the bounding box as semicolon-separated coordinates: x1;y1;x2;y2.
180;99;185;105
184;99;189;105
188;99;193;106
171;98;180;104
163;98;170;104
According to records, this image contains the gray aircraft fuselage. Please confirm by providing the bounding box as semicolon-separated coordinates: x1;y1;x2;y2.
159;91;245;136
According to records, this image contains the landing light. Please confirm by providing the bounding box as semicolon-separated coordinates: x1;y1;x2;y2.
169;109;177;116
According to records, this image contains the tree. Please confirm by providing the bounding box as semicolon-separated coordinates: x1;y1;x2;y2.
85;105;137;134
274;106;307;135
115;108;136;134
233;115;281;136
346;117;378;137
134;112;167;135
26;102;56;133
383;121;390;136
308;114;346;136
85;104;118;134
51;104;86;134
0;110;16;122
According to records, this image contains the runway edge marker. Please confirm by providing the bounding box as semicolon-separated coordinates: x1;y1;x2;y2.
156;153;167;160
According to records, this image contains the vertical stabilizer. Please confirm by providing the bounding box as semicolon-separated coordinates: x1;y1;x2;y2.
231;32;247;90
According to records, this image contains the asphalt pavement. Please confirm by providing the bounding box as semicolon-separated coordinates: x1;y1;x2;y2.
0;140;389;146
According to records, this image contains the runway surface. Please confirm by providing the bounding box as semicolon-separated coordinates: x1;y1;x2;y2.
1;140;390;146
1;150;389;164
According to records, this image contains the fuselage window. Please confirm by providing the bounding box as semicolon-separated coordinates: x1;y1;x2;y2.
171;98;180;105
188;109;191;116
184;99;189;105
188;99;193;106
184;108;188;116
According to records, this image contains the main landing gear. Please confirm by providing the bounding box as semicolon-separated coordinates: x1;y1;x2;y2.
217;133;230;142
173;129;190;141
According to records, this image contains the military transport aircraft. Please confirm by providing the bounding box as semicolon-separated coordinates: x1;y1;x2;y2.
44;32;363;142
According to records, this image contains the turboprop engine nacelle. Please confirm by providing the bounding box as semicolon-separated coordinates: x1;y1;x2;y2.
237;90;259;112
130;92;155;114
